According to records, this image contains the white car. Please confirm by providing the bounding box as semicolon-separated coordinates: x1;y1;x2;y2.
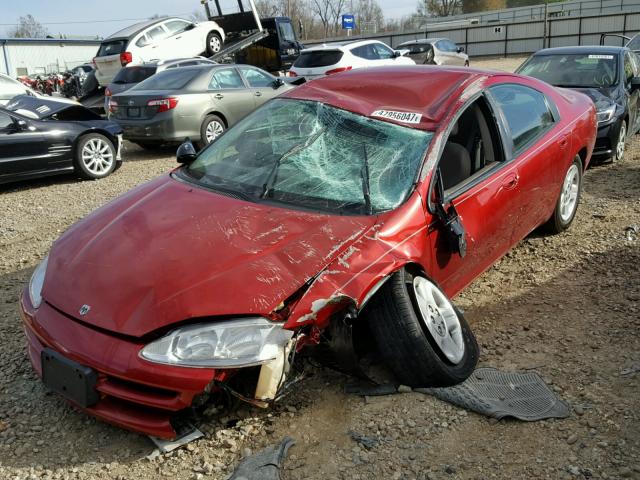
93;17;225;87
289;40;415;79
397;38;469;66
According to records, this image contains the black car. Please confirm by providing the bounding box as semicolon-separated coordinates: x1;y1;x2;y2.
517;45;640;161
0;95;123;185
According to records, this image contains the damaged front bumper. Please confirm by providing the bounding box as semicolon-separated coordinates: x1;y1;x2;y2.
20;292;293;439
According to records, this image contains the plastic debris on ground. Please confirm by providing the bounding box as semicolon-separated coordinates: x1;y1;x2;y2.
228;437;295;480
148;425;204;453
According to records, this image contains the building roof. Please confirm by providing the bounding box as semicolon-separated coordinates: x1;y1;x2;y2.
0;38;101;45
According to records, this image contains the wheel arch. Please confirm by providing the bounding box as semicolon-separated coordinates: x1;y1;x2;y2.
203;111;228;128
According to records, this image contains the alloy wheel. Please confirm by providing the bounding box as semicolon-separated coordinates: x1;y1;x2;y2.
559;163;580;222
412;277;464;364
81;138;113;175
205;120;224;143
209;36;221;53
616;122;626;160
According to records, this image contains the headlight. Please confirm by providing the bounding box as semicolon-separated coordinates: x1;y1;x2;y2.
140;318;293;368
28;256;48;309
596;105;616;124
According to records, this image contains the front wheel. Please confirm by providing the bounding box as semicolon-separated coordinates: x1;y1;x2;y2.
542;156;582;234
206;32;222;56
613;120;626;162
366;268;479;387
75;134;116;180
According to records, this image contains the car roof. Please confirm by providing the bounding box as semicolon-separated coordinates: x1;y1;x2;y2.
283;66;498;130
399;38;445;46
533;45;626;56
302;39;388;53
104;17;183;41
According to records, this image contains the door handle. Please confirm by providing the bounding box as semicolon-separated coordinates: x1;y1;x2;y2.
502;172;519;190
558;132;570;149
175;36;182;40
214;93;223;100
254;91;262;97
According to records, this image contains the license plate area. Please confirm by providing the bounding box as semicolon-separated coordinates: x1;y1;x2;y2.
41;348;99;408
128;107;140;117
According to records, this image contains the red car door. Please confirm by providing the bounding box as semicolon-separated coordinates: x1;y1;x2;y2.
486;81;569;243
425;94;523;298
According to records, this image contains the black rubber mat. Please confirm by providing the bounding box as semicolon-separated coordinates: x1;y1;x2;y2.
229;437;295;480
416;367;570;421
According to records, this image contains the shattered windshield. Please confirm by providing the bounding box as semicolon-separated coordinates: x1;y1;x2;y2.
518;53;618;88
183;99;432;215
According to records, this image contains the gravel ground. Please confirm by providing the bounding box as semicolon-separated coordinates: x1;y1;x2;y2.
1;58;639;480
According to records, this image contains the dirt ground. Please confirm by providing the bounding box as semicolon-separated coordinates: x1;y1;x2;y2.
0;57;639;480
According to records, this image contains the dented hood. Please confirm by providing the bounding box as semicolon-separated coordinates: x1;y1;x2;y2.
43;175;376;337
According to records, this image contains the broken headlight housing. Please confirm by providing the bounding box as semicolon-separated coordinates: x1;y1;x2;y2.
140;318;293;368
28;255;48;309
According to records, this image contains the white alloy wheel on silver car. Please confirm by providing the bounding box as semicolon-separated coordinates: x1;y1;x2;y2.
559;163;580;223
614;120;626;161
412;276;465;363
75;133;117;180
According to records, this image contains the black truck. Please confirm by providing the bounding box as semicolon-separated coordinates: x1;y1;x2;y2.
202;0;304;74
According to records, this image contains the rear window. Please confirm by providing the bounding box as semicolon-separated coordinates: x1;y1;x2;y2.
294;50;343;68
96;40;127;57
113;66;157;84
132;68;200;91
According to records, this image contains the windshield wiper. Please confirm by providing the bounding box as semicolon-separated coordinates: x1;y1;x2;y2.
260;127;326;199
361;144;372;215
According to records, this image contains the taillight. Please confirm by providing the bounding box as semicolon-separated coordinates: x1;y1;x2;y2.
108;99;118;113
147;98;178;113
325;66;352;75
105;87;112;97
120;51;133;66
287;71;297;77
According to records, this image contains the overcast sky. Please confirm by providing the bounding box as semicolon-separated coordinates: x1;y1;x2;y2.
0;0;418;38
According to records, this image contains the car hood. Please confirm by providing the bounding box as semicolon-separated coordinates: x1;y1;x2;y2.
570;86;619;110
43;175;377;337
5;94;97;120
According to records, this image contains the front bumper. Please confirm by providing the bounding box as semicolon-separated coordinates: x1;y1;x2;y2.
592;119;622;158
20;291;229;438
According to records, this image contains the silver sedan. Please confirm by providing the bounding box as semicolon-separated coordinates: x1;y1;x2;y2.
109;64;295;149
397;38;469;67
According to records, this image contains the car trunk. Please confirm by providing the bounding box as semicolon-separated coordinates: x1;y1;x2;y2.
111;90;174;120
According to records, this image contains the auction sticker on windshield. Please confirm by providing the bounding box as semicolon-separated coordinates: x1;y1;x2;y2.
588;55;614;59
371;109;422;124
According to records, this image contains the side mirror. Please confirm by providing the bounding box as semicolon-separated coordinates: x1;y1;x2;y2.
631;76;640;91
272;77;285;89
457;46;465;53
186;23;196;30
16;120;29;130
393;50;402;58
176;139;197;164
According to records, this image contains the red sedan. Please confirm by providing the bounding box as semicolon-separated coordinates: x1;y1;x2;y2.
21;66;596;439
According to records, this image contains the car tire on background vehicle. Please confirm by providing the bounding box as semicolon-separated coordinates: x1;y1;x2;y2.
74;133;117;180
542;155;583;234
465;60;470;67
366;268;479;388
200;114;226;146
206;32;223;56
613;120;626;162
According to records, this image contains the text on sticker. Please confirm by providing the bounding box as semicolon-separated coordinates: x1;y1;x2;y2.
588;55;614;60
371;109;422;124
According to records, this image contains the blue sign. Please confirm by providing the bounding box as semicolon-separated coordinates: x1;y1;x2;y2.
342;14;355;30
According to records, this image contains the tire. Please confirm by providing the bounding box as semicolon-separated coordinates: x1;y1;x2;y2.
613;119;626;162
206;32;223;56
200;114;225;146
464;60;470;67
366;268;479;387
542;156;582;234
74;134;117;180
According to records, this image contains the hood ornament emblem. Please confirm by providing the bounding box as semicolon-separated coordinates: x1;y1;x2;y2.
79;304;91;316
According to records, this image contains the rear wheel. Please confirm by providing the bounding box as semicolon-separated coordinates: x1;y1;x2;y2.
206;32;222;56
75;134;116;180
201;114;225;145
366;268;479;387
542;156;582;234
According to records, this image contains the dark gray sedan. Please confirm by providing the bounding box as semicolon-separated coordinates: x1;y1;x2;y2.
109;64;295;149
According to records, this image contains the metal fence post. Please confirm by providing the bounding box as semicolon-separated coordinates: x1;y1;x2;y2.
504;24;509;57
578;15;582;45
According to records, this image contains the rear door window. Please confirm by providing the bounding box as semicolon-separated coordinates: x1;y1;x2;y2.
373;43;394;59
208;68;245;90
293;51;343;68
112;66;157;84
352;44;378;60
239;67;274;87
489;84;556;156
146;25;169;42
164;20;191;36
96;40;127;57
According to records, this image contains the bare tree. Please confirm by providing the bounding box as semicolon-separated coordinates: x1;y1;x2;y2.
354;0;384;33
8;15;48;39
416;0;461;17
